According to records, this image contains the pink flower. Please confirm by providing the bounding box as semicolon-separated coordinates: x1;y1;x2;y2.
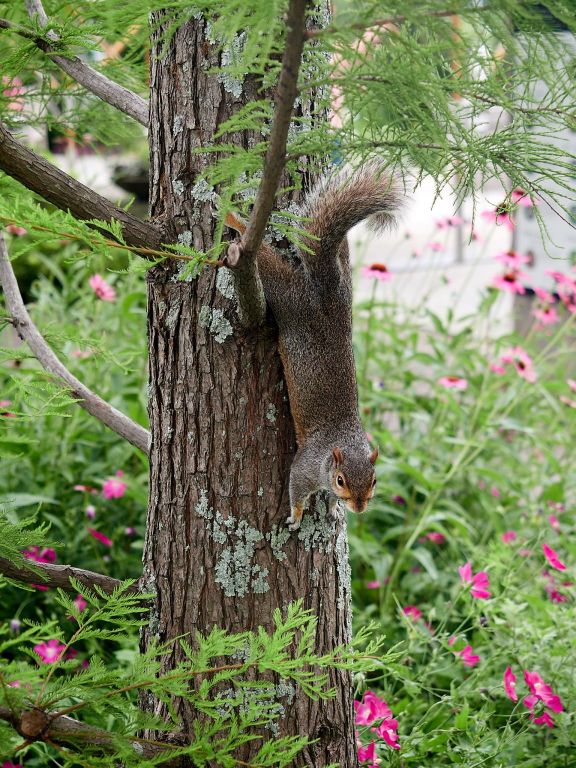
23;546;57;565
71;349;93;359
504;666;518;701
535;287;554;302
546;269;576;287
533;304;559;326
89;274;116;302
375;717;400;750
5;224;27;236
481;207;515;230
125;526;136;536
492;269;527;295
459;562;491;599
490;363;506;375
568;379;576;393
88;528;113;547
361;263;392;282
366;580;381;589
533;712;555;727
85;505;96;520
456;644;480;668
499;347;537;383
74;484;98;494
524;670;563;713
490;486;501;499
102;475;127;499
357;741;378;764
421;532;446;544
435;215;464;229
2;75;25;111
403;605;423;621
73;594;87;613
502;530;517;544
34;639;66;664
354;691;392;726
548;515;560;531
3;762;24;768
427;241;445;252
511;188;539;207
494;250;530;268
438;376;468;390
542;543;566;571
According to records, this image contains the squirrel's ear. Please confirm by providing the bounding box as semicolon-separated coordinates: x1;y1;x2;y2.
369;445;379;465
332;447;344;467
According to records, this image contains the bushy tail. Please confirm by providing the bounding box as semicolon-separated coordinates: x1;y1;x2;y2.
298;161;403;268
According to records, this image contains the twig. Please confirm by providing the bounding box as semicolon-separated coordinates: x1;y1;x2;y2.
0;233;150;453
0;555;137;595
0;121;163;251
0;706;182;765
225;0;310;326
14;1;150;126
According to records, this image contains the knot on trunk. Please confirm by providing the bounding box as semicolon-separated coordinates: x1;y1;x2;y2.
19;708;50;740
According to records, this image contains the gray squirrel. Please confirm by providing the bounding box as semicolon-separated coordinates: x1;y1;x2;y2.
226;163;402;530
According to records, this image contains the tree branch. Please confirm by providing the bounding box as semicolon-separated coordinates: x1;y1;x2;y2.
0;556;136;595
0;233;151;454
0;706;180;764
225;0;309;327
12;0;150;126
0;121;164;251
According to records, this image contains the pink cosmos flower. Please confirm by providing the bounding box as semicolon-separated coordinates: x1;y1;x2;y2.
3;762;24;768
438;376;468;390
403;605;423;621
354;691;392;726
492;269;527;294
88;528;113;547
24;546;57;565
499;347;537;383
89;274;116;302
504;666;518;701
34;639;66;664
502;530;517;544
511;188;539;207
357;741;378;764
543;543;566;571
375;717;400;750
533;712;555;727
459;562;491;599
456;644;480;668
361;263;393;282
524;670;563;713
102;473;127;499
546;269;576;287
535;287;554;303
73;594;87;613
481;207;515;230
494;250;530;268
366;580;381;589
490;363;506;375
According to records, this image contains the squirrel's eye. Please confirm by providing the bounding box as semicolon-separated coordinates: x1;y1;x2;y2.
336;475;345;487
372;477;377;487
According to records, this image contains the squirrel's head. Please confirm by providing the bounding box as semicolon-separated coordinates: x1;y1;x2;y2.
330;445;378;513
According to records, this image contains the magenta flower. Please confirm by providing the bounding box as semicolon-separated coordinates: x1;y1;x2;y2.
435;215;464;229
535;286;554;302
438;376;468;390
421;532;446;544
511;188;539;207
533;712;555;727
533;304;559;326
502;530;517;544
357;741;377;764
492;269;527;295
504;666;518;701
548;514;560;531
542;543;566;571
459;562;491;599
89;274;116;302
524;670;563;713
88;528;113;547
375;717;400;750
102;473;127;499
34;639;66;664
74;484;98;494
3;762;24;768
455;644;480;668
85;505;96;520
366;580;381;589
354;691;392;726
494;250;530;268
73;594;87;613
481;207;515;230
24;546;56;565
499;347;537;383
403;605;423;621
5;224;27;236
361;263;392;282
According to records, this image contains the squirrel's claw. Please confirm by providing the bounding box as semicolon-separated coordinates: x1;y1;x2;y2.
286;514;301;532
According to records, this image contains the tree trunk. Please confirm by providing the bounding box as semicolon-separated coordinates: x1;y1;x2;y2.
142;11;357;767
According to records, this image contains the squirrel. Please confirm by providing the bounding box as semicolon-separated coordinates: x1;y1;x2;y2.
226;163;402;530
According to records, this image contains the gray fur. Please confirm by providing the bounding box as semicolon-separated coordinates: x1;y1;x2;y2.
255;162;403;530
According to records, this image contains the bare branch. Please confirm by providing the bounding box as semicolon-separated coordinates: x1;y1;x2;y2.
0;233;150;453
0;556;136;595
0;706;180;764
0;121;163;251
225;0;310;327
14;0;150;126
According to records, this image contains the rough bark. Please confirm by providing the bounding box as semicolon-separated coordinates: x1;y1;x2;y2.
142;10;357;767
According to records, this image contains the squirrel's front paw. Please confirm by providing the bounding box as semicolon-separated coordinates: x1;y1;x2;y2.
286;515;301;532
